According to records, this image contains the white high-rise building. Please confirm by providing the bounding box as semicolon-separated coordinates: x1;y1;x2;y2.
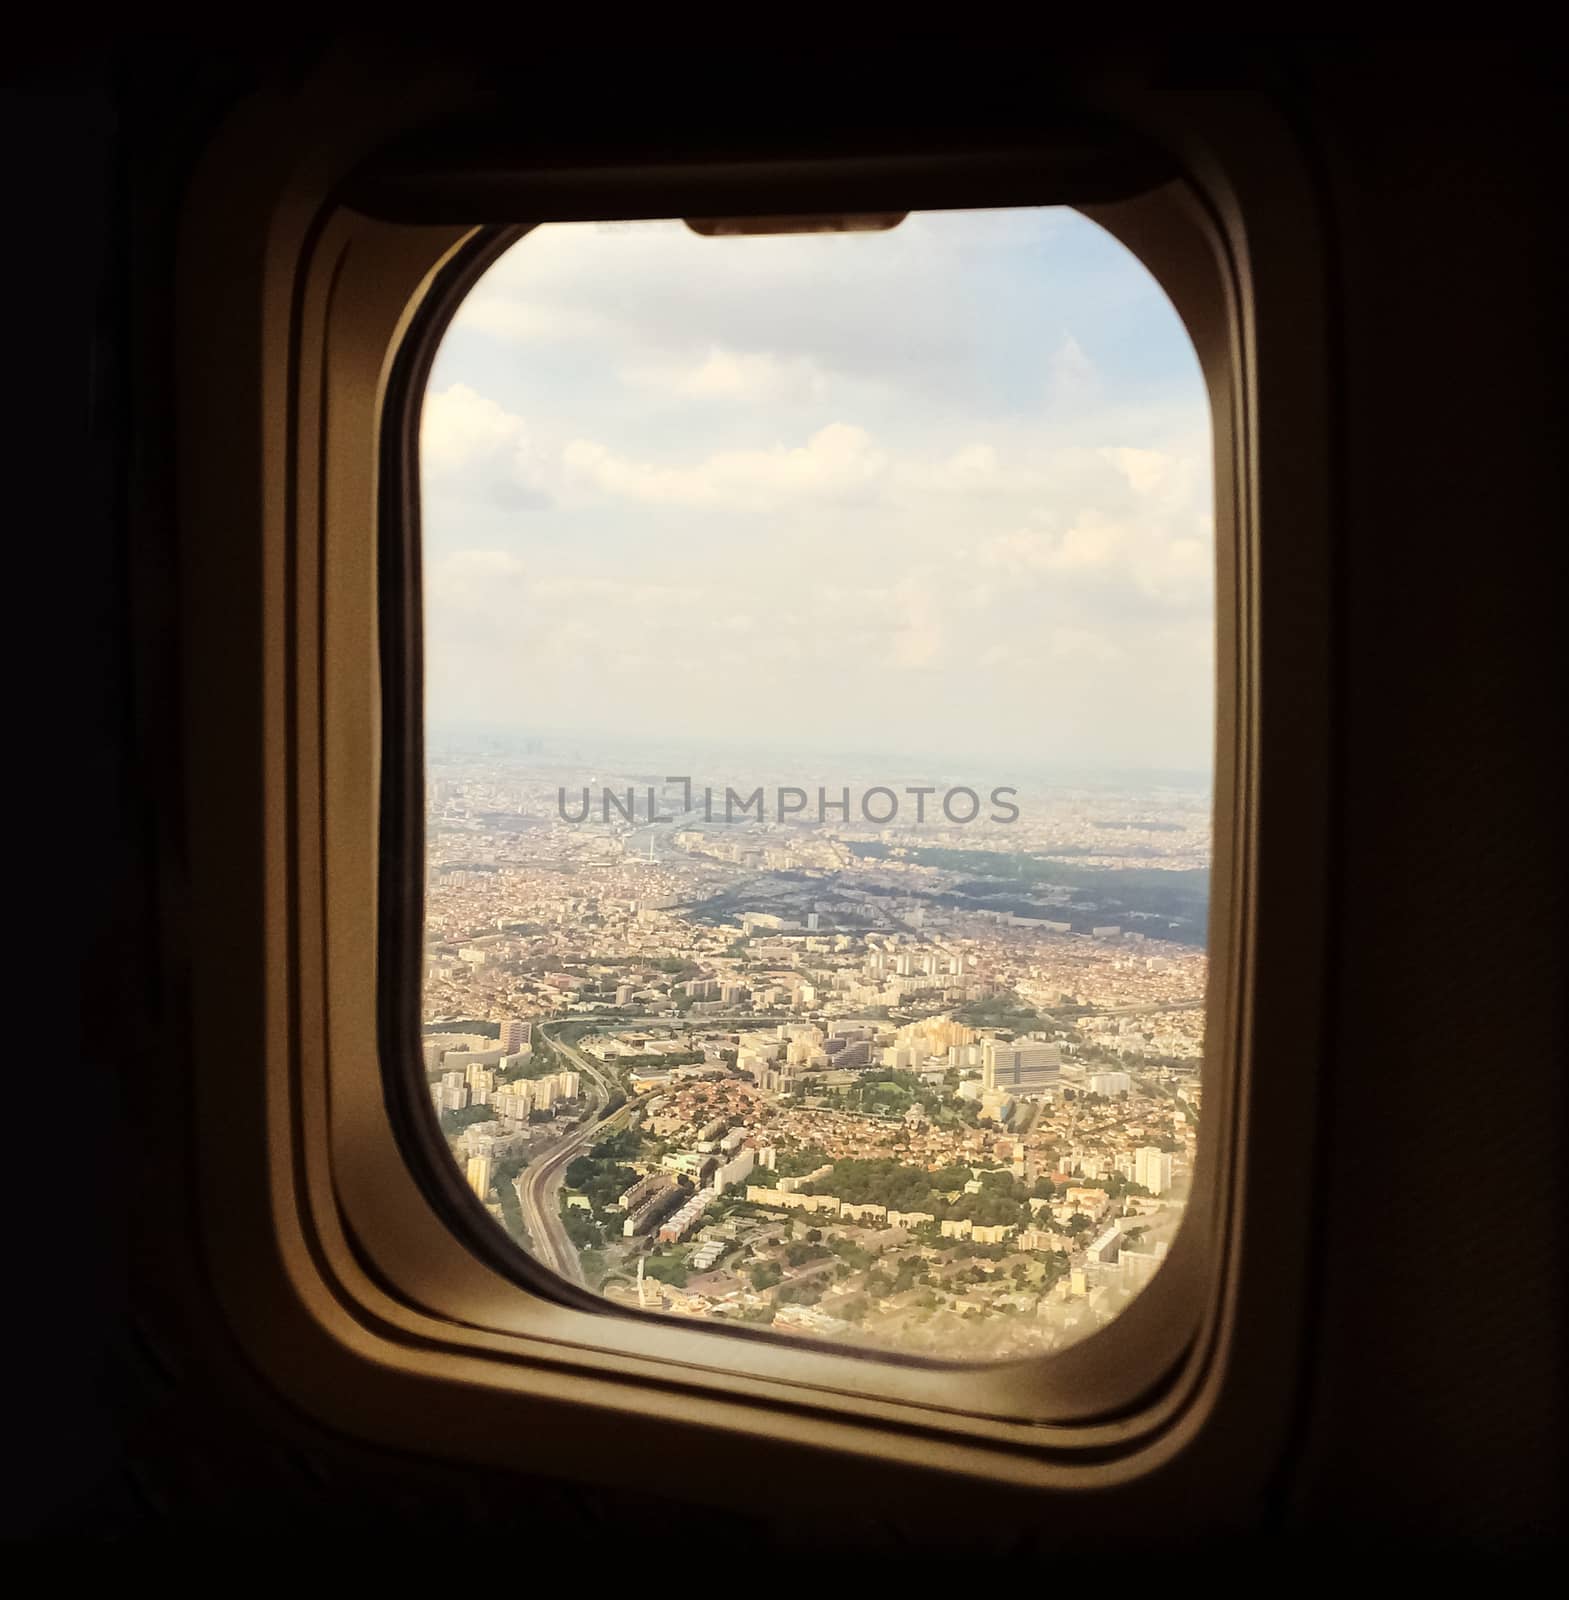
1135;1146;1173;1195
1087;1070;1132;1097
710;1147;756;1192
493;1083;533;1121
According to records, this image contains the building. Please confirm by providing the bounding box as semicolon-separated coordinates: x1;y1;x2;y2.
776;1164;832;1193
622;1177;684;1237
620;1173;671;1211
744;1187;841;1216
1135;1146;1173;1195
981;1039;1061;1092
978;1089;1015;1123
421;1032;494;1074
1120;1241;1170;1291
493;1084;532;1120
658;1191;710;1244
661;1150;717;1184
709;1147;756;1193
688;1239;726;1272
1086;1224;1123;1263
498;1018;533;1055
443;1045;506;1074
971;1223;1016;1244
464;1155;493;1200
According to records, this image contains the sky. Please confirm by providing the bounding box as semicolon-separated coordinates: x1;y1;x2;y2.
421;208;1214;774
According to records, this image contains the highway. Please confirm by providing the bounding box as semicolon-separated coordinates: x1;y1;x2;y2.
513;1030;636;1286
1083;999;1204;1018
552;1000;1203;1035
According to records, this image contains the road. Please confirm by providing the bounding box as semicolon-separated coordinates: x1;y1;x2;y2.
512;1029;635;1286
1084;999;1204;1018
553;999;1202;1034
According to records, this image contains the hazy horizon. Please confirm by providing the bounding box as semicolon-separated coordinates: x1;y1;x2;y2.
427;720;1213;791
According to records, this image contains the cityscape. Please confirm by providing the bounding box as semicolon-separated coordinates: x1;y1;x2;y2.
419;208;1212;1362
422;747;1207;1361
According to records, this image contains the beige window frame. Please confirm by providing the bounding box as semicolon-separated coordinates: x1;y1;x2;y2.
176;63;1330;1517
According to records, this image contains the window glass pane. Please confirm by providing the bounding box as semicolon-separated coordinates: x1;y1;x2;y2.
419;210;1211;1360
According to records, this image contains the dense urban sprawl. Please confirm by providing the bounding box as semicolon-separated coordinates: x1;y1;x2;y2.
425;754;1206;1359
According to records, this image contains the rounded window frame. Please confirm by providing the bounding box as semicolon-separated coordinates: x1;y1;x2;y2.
380;193;1227;1416
176;69;1331;1503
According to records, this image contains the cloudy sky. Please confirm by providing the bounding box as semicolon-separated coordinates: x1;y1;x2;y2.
422;208;1213;774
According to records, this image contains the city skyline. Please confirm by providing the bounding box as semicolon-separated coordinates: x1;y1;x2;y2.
421;747;1205;1359
427;722;1215;789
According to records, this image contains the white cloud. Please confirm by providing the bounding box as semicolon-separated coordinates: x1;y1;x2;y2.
982;515;1128;575
420;210;1216;767
421;383;553;509
1049;627;1124;662
1101;445;1177;497
452;294;605;344
421;383;525;475
560;422;887;511
671;348;829;404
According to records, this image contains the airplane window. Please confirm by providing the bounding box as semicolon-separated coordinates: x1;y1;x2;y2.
418;209;1212;1359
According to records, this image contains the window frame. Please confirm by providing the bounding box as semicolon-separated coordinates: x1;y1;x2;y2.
176;64;1330;1514
381;202;1224;1405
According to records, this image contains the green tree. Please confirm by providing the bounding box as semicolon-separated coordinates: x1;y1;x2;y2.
643;1253;688;1287
438;1104;493;1135
561;1207;604;1250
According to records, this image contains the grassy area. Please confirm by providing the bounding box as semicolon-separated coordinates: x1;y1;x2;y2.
493;1156;528;1244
